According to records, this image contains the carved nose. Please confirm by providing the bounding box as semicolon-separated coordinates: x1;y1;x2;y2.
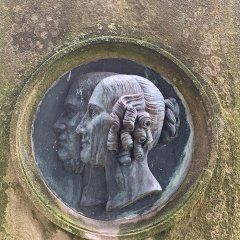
53;122;66;133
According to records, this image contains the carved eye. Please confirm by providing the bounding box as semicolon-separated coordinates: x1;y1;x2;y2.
88;106;99;118
65;108;77;119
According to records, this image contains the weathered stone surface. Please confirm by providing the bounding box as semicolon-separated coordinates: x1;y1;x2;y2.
0;0;239;239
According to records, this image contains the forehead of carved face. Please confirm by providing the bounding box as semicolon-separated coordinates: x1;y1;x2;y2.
88;83;105;110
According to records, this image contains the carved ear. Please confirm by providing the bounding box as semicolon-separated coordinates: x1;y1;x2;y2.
160;98;180;144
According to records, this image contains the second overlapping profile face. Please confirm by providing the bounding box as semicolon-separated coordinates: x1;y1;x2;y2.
53;72;116;172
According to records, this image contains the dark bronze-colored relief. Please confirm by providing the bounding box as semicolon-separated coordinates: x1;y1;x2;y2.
32;59;192;220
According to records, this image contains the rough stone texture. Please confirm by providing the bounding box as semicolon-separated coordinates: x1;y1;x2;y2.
0;0;239;239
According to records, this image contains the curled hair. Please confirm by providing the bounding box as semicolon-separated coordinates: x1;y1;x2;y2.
111;93;145;117
121;130;133;150
102;75;179;164
133;140;144;161
123;106;138;132
107;113;120;152
134;127;147;143
138;112;151;129
145;128;153;145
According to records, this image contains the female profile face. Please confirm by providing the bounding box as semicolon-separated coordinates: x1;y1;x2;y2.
76;83;111;165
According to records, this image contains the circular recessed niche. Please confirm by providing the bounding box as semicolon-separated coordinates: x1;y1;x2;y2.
33;58;192;220
10;38;218;239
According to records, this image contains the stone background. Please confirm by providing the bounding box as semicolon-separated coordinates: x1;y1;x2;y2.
0;0;239;239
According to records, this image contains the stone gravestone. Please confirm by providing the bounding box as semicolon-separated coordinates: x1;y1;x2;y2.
0;1;239;240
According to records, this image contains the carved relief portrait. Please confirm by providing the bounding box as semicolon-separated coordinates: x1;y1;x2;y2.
32;59;192;220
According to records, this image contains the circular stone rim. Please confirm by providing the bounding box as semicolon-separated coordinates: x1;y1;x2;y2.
10;36;220;239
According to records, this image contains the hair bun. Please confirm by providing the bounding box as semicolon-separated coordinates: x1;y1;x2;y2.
160;98;180;143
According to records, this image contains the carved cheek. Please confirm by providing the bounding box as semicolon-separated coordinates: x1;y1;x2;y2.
83;116;99;138
92;115;104;130
91;113;109;137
